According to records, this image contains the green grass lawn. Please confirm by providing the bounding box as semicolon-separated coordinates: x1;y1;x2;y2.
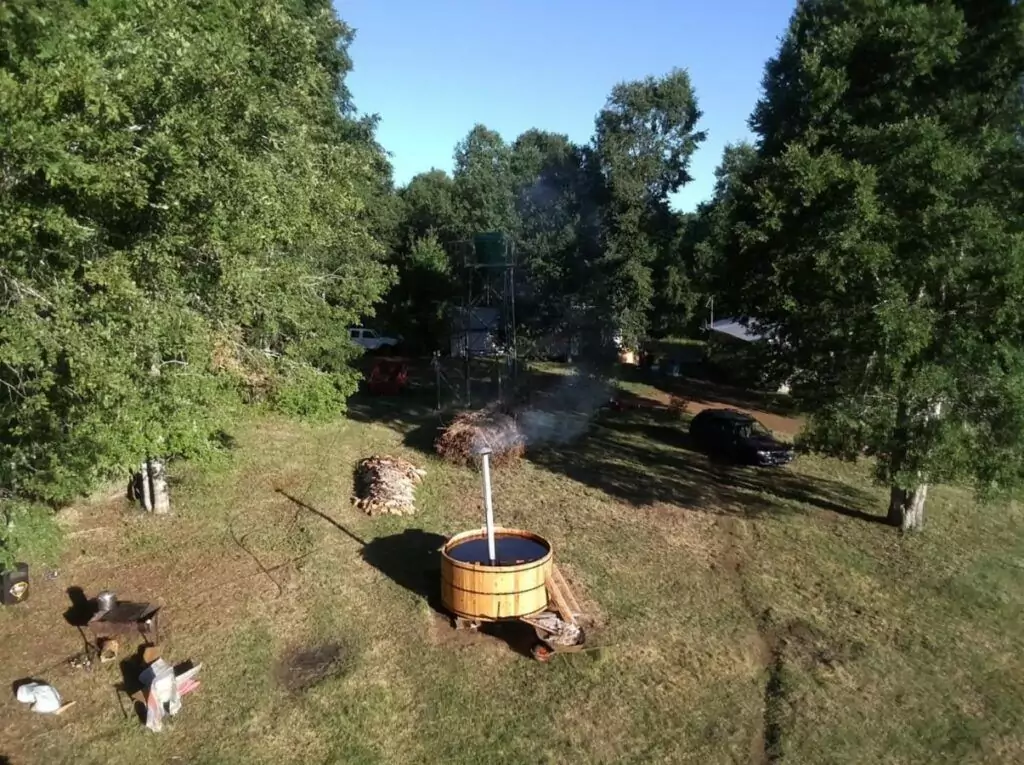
1;397;1022;764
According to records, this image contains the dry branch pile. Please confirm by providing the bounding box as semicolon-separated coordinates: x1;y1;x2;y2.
353;455;426;516
435;409;525;467
529;612;584;647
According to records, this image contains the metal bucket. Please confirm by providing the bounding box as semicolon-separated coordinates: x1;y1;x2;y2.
97;590;116;612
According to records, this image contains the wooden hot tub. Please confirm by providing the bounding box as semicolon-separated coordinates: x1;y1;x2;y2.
440;527;553;621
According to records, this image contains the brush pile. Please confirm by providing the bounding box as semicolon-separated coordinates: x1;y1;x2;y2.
529;612;585;647
353;455;426;516
435;409;525;466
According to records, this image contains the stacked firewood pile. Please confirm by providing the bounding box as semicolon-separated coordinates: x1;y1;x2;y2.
352;455;426;516
435;409;525;467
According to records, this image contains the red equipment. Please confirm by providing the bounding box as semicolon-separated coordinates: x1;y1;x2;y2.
367;359;409;395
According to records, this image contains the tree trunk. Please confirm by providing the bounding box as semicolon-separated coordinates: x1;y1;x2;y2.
134;458;170;514
888;484;927;532
885;397;940;533
148;458;170;515
139;460;152;512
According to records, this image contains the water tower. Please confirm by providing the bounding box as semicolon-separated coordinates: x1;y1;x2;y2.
453;231;517;406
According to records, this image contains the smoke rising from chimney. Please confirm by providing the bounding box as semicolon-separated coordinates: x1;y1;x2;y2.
518;371;610;447
470;368;611;457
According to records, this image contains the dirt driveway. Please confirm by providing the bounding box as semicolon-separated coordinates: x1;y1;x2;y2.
616;376;804;438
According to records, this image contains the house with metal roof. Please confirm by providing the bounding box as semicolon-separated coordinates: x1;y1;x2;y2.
705;317;790;394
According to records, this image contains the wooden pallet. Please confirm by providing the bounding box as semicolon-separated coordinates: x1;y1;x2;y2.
519;565;587;655
545;565;582;625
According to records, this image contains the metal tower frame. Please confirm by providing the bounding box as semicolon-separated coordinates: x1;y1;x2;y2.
456;232;517;407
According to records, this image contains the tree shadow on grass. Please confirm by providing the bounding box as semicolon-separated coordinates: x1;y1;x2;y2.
345;393;445;458
275;492;540;659
360;530;538;659
528;409;886;525
346;391;437;430
276;490;368;546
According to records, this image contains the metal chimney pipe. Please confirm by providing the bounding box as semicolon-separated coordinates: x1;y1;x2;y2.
479;449;497;564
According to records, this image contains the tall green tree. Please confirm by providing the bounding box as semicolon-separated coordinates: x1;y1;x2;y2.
724;0;1024;530
509;130;588;336
452;124;517;236
0;0;392;527
592;70;705;347
377;170;460;350
695;142;757;300
398;169;461;244
383;232;452;350
650;210;700;337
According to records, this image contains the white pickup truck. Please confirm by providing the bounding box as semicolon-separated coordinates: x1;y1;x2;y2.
348;327;400;351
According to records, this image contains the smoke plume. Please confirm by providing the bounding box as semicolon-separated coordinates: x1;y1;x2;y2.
469;368;611;457
518;370;610;447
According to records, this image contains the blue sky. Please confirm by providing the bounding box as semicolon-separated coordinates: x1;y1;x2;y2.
337;0;796;212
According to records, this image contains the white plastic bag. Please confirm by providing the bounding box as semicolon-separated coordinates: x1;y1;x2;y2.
15;682;62;714
139;659;180;732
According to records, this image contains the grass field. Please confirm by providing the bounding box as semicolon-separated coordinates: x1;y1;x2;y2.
1;380;1022;764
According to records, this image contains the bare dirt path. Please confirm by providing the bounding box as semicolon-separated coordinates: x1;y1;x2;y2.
617;380;804;437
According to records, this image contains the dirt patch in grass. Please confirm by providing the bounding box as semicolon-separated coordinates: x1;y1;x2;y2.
422;609;549;660
616;379;803;437
716;515;864;765
426;610;490;651
747;606;868;765
710;516;780;764
686;399;802;438
276;642;353;693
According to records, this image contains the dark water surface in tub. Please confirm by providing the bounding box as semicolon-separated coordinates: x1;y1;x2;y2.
446;535;549;565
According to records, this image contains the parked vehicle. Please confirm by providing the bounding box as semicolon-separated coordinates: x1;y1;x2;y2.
688;408;794;466
348;327;400;351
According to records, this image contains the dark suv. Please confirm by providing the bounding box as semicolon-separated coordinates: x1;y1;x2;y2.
689;408;794;466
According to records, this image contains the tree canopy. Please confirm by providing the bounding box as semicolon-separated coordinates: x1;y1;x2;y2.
14;0;1022;562
591;70;706;346
0;0;393;554
385;70;707;353
720;0;1024;529
453;125;517;237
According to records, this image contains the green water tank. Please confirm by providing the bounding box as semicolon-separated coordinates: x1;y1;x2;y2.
473;232;507;266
